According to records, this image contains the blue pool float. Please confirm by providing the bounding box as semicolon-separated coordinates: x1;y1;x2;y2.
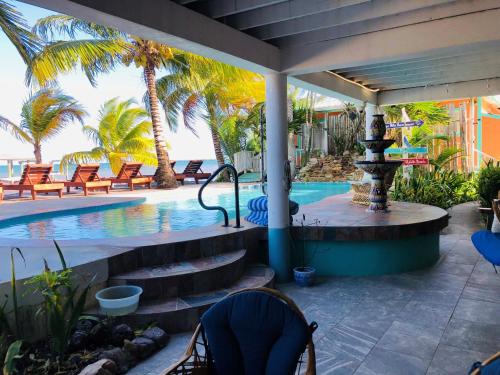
245;196;299;226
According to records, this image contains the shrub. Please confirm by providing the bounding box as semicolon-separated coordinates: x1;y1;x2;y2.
477;161;500;207
391;168;477;209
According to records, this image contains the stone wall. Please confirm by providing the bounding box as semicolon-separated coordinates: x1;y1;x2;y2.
298;153;362;182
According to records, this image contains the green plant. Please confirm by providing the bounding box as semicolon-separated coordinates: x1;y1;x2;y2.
477;161;500;207
2;340;22;375
391;168;477;209
24;242;93;356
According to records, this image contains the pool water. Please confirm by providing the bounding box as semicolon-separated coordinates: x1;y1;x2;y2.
0;182;350;240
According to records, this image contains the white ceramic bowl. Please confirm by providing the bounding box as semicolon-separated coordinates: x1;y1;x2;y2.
95;285;143;316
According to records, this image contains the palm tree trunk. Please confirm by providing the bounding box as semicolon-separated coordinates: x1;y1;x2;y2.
207;108;229;181
34;143;42;163
144;63;177;188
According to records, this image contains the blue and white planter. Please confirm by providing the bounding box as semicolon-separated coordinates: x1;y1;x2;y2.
293;266;316;287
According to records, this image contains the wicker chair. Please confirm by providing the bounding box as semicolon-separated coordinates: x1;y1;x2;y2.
161;287;317;375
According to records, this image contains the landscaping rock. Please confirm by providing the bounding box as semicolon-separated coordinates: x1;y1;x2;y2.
99;347;132;374
69;330;89;351
111;324;134;347
298;153;359;182
90;322;111;346
141;327;169;348
78;359;117;375
76;319;95;333
124;337;156;359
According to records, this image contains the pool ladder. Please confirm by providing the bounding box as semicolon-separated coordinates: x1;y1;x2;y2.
197;163;242;228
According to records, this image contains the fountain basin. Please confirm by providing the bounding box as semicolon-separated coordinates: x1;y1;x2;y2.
360;139;396;153
354;160;403;176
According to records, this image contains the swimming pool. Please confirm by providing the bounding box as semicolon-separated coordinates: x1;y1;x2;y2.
0;182;350;240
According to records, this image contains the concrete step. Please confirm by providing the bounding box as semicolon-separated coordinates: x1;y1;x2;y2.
118;264;275;333
109;249;247;300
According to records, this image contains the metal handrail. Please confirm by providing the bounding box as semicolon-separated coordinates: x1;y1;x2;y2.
197;164;241;228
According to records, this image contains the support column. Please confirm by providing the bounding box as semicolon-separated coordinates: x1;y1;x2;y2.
363;103;378;181
265;73;290;282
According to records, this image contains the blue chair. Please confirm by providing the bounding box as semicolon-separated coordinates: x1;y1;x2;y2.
469;351;500;374
163;288;317;375
245;196;299;226
471;230;500;273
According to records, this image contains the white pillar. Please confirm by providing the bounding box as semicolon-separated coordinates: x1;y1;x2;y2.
265;73;290;282
363;103;378;181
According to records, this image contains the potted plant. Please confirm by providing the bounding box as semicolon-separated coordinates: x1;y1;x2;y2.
292;214;318;287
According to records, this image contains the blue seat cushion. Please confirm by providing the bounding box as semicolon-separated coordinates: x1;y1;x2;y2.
471;231;500;266
201;291;310;375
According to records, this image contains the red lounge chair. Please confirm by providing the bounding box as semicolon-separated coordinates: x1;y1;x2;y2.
63;164;111;196
181;160;211;184
109;162;152;191
2;164;64;200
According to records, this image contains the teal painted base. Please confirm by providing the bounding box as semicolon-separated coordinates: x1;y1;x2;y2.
269;228;291;282
292;232;440;276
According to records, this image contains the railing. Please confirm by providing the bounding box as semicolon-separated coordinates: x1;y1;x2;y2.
197;164;241;228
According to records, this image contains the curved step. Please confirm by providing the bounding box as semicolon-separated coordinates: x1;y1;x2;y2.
119;264;275;333
109;249;247;300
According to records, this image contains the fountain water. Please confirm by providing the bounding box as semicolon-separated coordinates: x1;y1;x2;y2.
355;114;403;212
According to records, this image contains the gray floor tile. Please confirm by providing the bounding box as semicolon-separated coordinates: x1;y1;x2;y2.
462;282;500;304
452;298;500;325
441;318;500;353
377;321;443;360
354;348;429;375
426;344;491;375
397;300;455;329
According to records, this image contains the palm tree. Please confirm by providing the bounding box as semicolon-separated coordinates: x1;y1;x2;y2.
155;65;264;179
0;1;40;64
28;16;198;188
60;98;157;175
0;88;86;163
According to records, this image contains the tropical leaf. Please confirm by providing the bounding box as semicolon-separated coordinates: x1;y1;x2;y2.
27;39;130;87
0;1;41;64
2;339;23;375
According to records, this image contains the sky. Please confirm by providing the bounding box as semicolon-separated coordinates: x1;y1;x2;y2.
0;1;217;163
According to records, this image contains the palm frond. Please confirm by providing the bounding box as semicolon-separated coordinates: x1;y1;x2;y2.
26;39;131;87
0;1;41;64
33;14;124;41
60;148;105;170
0;114;32;142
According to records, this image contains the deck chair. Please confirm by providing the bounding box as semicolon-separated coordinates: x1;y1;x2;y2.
109;162;153;191
162;287;317;375
469;352;500;374
180;160;211;184
63;164;111;196
2;164;64;200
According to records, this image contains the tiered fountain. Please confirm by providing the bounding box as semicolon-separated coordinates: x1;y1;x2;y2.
355;114;403;212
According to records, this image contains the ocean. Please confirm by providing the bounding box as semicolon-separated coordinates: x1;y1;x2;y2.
0;159;219;179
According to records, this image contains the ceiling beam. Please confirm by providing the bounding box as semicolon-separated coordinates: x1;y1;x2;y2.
269;0;500;48
20;0;281;74
224;0;369;30
347;57;500;82
289;72;378;105
189;0;287;19
340;49;500;77
379;78;500;105
281;9;500;75
250;0;455;40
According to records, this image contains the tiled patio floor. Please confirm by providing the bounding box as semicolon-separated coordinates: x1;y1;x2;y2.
127;202;499;374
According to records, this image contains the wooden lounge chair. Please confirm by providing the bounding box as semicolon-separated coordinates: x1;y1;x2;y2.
179;160;211;184
2;164;64;200
109;162;152;191
63;164;111;196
